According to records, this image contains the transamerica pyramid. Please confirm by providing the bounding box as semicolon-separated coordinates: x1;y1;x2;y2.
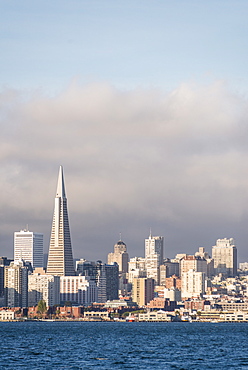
46;166;75;276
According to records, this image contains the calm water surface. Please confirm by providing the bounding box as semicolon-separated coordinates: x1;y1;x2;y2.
0;321;248;369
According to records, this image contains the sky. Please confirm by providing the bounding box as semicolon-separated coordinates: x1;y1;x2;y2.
1;0;248;263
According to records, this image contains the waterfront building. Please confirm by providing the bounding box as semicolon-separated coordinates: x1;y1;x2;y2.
212;238;237;277
4;259;28;307
14;229;43;269
0;310;15;321
132;277;155;307
107;238;129;274
181;269;205;299
46;166;75;276
84;311;109;320
60;275;98;306
145;233;164;285
104;299;138;309
28;268;60;307
138;310;172;322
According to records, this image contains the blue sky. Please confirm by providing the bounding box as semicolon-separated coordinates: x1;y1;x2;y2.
1;1;248;93
1;1;248;263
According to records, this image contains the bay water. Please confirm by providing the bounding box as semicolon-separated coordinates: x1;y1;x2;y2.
0;321;248;369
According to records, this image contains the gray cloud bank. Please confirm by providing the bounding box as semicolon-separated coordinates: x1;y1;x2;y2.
0;80;248;262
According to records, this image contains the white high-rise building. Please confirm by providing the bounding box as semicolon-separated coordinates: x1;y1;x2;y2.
128;257;146;284
212;238;237;277
145;233;164;264
60;276;98;306
28;269;60;307
4;259;28;307
181;269;205;299
14;229;43;269
46;166;75;276
145;233;164;285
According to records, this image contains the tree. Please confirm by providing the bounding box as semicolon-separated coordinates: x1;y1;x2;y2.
37;300;47;315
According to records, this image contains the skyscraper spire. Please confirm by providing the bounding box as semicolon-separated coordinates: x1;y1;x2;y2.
46;166;75;276
56;165;66;198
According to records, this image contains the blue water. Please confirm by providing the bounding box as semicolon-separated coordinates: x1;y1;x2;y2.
0;322;248;369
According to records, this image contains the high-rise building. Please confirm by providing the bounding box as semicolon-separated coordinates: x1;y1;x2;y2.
28;268;60;307
181;269;205;299
145;233;164;285
128;257;146;284
105;263;119;301
107;238;129;274
212;238;237;277
0;257;12;299
180;255;207;277
14;229;43;269
4;259;28;307
46;166;75;276
163;258;180;278
132;277;155;307
145;233;164;264
76;259;118;303
60;276;98;306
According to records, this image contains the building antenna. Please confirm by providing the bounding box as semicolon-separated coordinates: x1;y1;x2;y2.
119;232;122;241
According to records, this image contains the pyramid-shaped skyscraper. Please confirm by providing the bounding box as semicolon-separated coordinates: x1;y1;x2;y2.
46;166;75;276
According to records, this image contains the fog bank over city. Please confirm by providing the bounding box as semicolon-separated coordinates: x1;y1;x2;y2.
1;81;248;262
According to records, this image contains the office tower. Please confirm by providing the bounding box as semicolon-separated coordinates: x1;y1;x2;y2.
76;259;115;303
105;263;119;301
145;233;164;285
181;269;205;299
145;233;164;264
14;229;43;269
28;269;60;307
46;166;75;276
180;255;207;277
60;276;98;306
132;277;155;306
108;238;129;274
0;257;12;298
212;238;237;277
195;247;215;278
128;257;146;284
4;260;28;307
163;258;180;277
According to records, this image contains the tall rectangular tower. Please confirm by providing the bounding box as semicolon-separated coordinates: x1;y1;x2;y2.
14;230;43;269
212;238;237;277
46;166;75;276
4;260;28;307
145;233;164;284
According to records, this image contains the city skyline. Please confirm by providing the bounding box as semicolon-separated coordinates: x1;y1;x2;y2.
1;2;248;262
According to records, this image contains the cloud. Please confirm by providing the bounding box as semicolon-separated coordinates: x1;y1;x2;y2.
0;80;248;262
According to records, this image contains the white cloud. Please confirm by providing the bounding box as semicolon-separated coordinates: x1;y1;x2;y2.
0;80;248;261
